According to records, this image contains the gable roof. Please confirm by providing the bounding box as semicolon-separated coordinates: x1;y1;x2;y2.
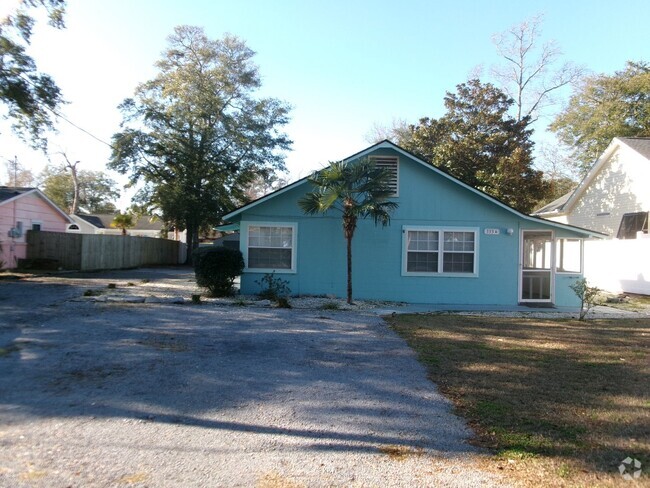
621;137;650;159
0;186;39;204
74;213;164;231
534;137;650;217
533;190;574;215
223;140;602;237
0;186;73;223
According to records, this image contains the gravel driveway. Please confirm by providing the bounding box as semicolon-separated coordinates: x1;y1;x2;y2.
0;270;507;487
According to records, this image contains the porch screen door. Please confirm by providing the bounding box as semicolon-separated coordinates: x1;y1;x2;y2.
521;231;552;302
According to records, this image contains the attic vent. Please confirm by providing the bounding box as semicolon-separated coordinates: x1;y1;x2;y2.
370;156;399;197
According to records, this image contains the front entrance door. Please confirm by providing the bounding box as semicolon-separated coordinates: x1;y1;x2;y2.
520;231;553;303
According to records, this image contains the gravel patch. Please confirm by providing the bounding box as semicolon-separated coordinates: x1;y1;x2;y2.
0;272;509;487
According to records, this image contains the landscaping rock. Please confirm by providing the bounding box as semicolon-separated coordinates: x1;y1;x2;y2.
106;295;146;303
144;296;185;304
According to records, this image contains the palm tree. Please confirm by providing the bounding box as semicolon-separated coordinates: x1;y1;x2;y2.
299;158;398;304
111;212;135;236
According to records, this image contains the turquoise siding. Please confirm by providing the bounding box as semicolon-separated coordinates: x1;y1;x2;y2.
232;147;585;306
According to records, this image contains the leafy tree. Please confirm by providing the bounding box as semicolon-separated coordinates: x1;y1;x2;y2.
490;14;583;122
550;61;650;174
400;79;547;213
299;159;398;304
0;0;66;148
111;211;134;236
109;26;291;262
244;173;289;201
39;164;119;213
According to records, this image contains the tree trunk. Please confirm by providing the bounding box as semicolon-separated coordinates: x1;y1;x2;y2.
346;234;353;304
62;153;80;214
184;221;200;265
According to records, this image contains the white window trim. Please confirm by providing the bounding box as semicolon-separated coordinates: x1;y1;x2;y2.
401;225;479;277
369;155;399;197
241;221;297;274
555;237;583;274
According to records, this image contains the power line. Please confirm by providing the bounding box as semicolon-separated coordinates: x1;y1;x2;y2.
49;107;114;149
14;72;116;149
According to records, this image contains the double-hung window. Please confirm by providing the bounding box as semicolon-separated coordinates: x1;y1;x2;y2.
403;226;478;276
245;223;296;272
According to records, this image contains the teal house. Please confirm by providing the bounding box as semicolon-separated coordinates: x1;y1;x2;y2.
222;141;600;307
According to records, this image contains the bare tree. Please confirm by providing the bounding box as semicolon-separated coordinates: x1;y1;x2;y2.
3;157;35;187
365;118;412;145
535;143;581;206
491;14;584;122
56;152;80;214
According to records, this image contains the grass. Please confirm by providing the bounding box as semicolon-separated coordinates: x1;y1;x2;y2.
0;344;20;357
604;293;650;312
386;314;650;487
378;444;424;461
319;301;340;310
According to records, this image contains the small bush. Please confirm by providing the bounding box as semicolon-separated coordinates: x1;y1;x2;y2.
191;294;202;304
255;272;291;301
320;301;340;310
193;247;244;297
107;283;116;289
570;277;601;320
276;296;292;308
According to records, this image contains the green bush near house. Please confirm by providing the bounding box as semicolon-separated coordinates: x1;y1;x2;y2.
193;247;244;297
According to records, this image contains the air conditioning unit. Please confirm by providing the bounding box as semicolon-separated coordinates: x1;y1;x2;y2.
7;227;22;238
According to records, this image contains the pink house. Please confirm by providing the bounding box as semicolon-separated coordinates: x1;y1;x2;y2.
0;187;73;269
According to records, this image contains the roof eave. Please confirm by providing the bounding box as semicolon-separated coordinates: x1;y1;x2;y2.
221;140;603;238
0;189;73;223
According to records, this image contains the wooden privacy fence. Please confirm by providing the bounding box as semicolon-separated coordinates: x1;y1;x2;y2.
26;231;182;270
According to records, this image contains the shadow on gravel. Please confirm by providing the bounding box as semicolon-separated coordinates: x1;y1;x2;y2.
0;297;473;455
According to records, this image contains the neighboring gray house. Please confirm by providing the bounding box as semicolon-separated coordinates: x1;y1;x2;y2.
534;137;650;239
69;213;186;242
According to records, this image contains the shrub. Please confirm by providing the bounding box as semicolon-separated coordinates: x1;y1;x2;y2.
255;272;291;301
570;278;601;320
320;301;340;310
193;247;244;297
276;296;292;308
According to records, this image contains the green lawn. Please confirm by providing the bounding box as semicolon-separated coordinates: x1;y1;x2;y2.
386;314;649;487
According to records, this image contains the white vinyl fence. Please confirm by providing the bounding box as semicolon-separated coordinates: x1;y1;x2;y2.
584;235;650;295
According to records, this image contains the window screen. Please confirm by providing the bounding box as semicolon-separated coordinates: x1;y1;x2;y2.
616;212;648;239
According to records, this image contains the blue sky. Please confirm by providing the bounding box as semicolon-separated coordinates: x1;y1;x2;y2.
1;0;648;207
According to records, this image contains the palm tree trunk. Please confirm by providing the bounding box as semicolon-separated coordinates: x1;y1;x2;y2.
346;234;353;304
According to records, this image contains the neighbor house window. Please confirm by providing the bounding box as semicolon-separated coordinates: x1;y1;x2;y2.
403;226;478;276
369;155;399;197
32;222;42;231
246;223;296;272
556;238;582;273
617;212;648;239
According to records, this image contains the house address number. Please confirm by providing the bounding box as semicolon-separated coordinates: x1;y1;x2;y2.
484;228;500;235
